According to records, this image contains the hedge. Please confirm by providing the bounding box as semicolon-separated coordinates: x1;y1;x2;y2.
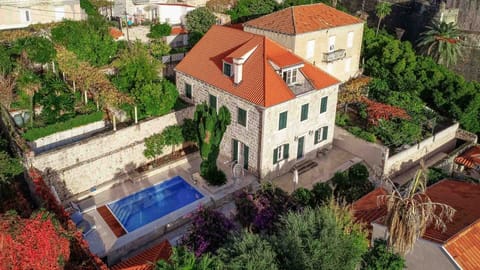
23;112;104;141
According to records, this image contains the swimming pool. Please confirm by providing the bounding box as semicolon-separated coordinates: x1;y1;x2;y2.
107;176;204;232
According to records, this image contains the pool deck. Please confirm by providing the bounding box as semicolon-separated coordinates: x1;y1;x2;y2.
78;152;258;265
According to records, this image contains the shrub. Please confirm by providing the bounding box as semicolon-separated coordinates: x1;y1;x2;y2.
335;112;350;127
22;111;103;141
291;187;313;207
332;163;374;203
312;182;333;206
181;206;234;257
348;127;376;143
182;119;197;143
36;76;75;125
362;239;405;270
427;168;448;186
372;119;422;148
156;247;220;270
0;151;23;185
148;23;172;39
143;133;166;159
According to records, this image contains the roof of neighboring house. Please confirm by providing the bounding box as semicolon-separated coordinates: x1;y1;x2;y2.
454;145;480;169
444;219;480;270
109;27;124;40
171;26;188;35
175;26;339;107
243;3;363;35
111;240;172;270
353;180;480;243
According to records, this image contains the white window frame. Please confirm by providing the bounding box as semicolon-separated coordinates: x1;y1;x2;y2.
282;68;298;85
328;36;336;52
274;144;289;163
306;40;315;59
347;32;354;48
315;126;329;144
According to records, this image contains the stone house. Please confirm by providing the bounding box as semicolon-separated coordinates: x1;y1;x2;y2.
175;26;340;180
353;180;480;270
243;3;364;82
0;0;86;30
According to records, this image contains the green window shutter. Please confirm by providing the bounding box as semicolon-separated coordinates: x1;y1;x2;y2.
283;144;289;159
314;130;319;144
322;126;329;140
301;104;309;121
243;145;249;170
238;108;247;127
209;94;217;111
279;111;287;130
185;84;192;99
273;148;278;164
320;96;328;113
232;139;238;161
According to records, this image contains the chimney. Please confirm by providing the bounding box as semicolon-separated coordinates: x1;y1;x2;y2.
233;58;245;84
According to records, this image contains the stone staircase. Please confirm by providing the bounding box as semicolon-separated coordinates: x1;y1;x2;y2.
292;159;318;175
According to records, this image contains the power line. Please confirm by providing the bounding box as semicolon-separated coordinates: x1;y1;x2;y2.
0;4;87;15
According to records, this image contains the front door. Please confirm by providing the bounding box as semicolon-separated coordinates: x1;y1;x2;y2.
232;139;249;170
297;136;304;159
243;145;249;170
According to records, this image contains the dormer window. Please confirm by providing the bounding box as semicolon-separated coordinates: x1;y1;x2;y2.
282;69;298;85
223;62;232;76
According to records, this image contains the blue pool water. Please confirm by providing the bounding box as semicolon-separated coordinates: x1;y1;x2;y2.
107;176;204;232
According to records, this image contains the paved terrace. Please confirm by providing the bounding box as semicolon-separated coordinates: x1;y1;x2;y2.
75;153;258;265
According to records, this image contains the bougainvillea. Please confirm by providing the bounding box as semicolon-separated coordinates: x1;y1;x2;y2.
0;211;70;270
235;183;296;233
181;206;234;257
361;97;410;125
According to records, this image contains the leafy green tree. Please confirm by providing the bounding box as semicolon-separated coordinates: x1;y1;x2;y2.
52;17;117;66
311;182;333;206
332;163;374;203
182;119;197;143
148;23;172;39
372;119;422;148
130;80;178;118
375;2;392;35
36;76;75;124
156;247;220;270
185;7;217;46
0;151;23;185
216;232;278;270
362;239;405;270
272;205;368;270
13;36;56;65
417;20;462;67
162;125;184;153
150;39;171;58
144;133;166;159
291;187;313;207
228;0;278;22
194;104;231;185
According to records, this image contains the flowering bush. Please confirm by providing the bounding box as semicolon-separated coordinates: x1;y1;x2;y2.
0;211;70;270
235;183;295;233
181;206;234;256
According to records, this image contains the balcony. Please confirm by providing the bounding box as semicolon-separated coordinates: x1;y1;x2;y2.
322;49;346;63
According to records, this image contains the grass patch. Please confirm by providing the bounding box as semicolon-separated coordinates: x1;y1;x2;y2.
22;111;104;141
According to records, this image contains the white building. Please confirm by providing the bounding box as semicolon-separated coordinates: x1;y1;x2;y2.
111;0;199;24
175;26;340;179
0;0;86;30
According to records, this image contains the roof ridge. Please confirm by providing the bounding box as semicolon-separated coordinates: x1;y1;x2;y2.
291;6;296;35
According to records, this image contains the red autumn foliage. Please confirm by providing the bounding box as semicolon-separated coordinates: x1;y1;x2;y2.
0;211;70;270
361;97;410;125
28;168;109;270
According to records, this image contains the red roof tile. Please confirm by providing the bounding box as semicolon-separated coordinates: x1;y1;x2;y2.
454;146;480;169
354;180;480;244
244;3;363;35
444;220;480;270
171;26;187;35
111;240;172;270
109;27;123;40
175;26;339;107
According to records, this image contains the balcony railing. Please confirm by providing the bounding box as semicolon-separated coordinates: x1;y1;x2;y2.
322;49;346;63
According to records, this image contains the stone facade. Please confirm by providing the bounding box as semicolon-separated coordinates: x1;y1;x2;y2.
176;71;340;180
244;22;364;82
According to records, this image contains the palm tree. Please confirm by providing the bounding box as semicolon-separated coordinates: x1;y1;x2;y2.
375;1;392;35
380;161;455;255
417;20;463;67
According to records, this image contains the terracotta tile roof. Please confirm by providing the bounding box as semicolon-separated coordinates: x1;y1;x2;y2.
171;26;187;35
454;145;480;169
243;3;363;35
109;27;124;40
355;180;480;244
111;240;172;270
444;219;480;270
175;26;339;107
352;188;388;228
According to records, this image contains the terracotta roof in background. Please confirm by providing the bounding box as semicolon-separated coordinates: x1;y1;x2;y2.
352;188;388;228
454;145;480;169
109;27;123;40
175;26;339;107
226;23;244;30
243;3;363;35
444;219;480;270
111;240;172;270
171;26;188;35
